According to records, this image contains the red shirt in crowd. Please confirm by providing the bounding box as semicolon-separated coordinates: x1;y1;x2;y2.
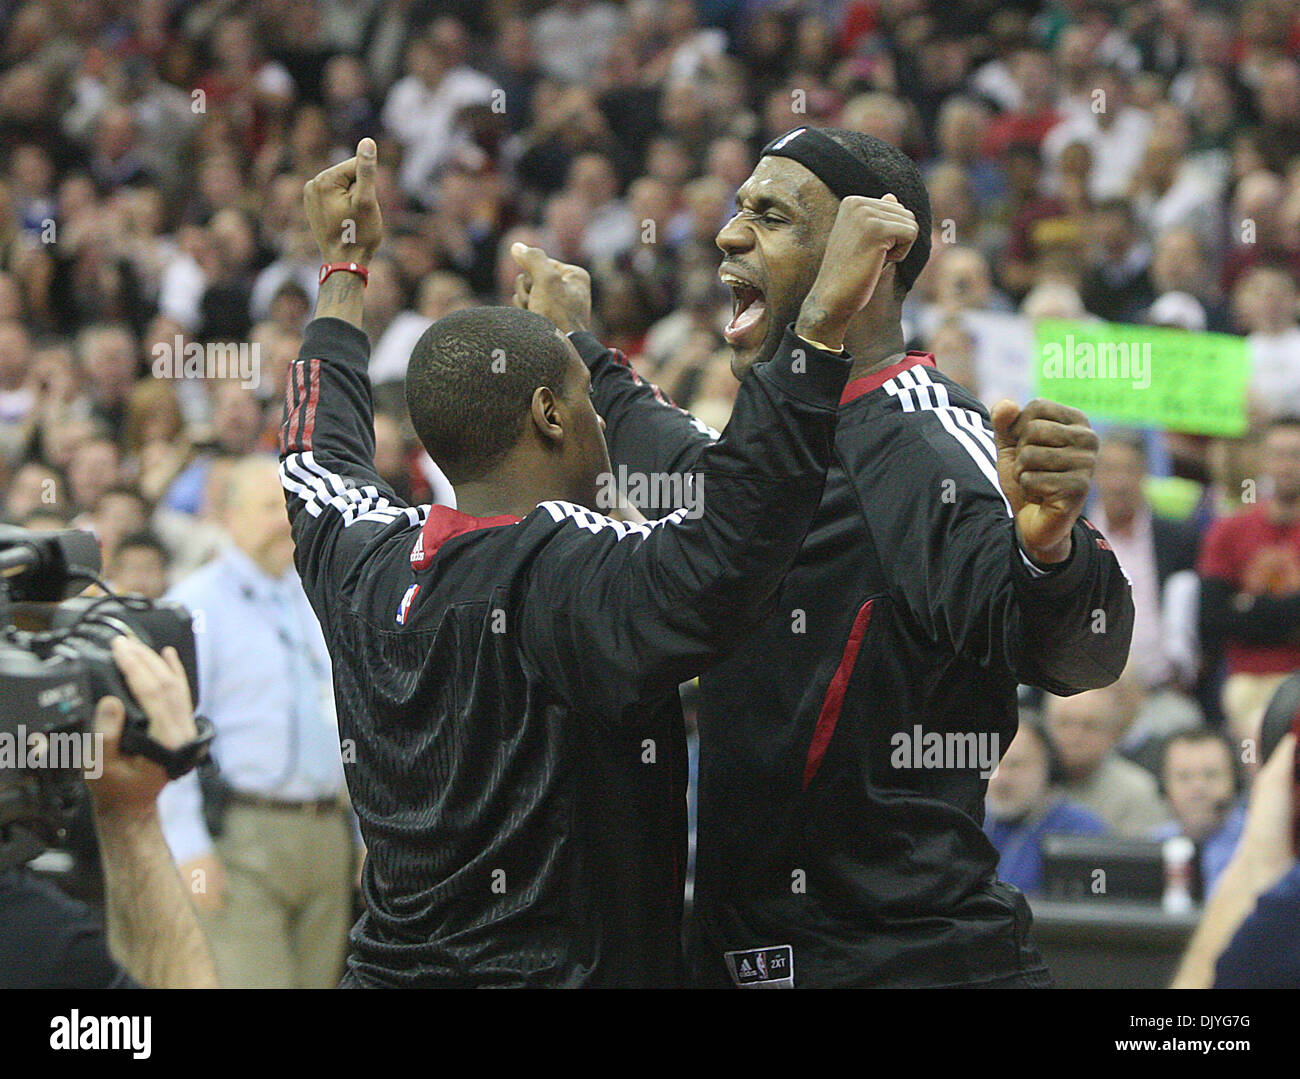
1199;501;1300;674
982;108;1063;158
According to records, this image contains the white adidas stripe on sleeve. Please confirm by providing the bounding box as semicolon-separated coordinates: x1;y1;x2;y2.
281;450;427;529
539;500;687;541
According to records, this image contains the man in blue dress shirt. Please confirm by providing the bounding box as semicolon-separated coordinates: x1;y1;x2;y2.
158;454;356;987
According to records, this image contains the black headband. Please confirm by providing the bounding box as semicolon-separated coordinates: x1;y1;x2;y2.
759;126;889;201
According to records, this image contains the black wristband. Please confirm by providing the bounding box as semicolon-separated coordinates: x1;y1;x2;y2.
118;713;215;780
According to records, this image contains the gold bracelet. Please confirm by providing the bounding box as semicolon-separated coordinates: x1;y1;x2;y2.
795;331;845;355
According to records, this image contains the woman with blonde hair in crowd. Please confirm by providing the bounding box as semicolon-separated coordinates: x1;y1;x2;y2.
122;376;191;505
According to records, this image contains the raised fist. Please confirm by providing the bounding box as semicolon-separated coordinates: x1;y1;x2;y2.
511;242;592;335
795;193;918;351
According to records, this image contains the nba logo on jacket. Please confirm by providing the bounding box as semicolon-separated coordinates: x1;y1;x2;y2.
396;583;420;625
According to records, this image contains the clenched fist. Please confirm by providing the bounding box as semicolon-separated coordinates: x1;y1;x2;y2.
511;242;592;334
991;398;1099;566
796;193;918;351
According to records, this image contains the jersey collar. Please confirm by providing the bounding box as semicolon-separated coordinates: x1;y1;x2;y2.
410;505;520;571
840;351;936;406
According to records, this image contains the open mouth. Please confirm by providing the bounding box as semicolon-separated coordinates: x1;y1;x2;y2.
721;269;768;348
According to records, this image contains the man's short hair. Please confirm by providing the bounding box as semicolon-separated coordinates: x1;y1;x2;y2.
115;529;169;565
404;307;571;483
819;128;932;298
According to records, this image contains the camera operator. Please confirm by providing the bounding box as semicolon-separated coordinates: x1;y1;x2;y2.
0;635;219;988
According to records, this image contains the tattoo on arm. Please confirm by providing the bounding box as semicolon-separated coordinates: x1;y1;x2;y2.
314;273;366;330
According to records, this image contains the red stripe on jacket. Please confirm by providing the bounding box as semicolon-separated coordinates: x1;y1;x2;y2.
802;599;875;788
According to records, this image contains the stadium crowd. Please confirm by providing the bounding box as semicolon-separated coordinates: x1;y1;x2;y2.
3;0;1300;985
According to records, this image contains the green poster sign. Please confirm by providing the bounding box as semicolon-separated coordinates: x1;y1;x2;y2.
1034;319;1250;436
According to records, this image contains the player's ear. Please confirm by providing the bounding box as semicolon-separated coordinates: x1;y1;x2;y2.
529;385;565;448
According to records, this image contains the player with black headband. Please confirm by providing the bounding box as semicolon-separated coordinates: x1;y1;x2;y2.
281;140;920;986
515;126;1135;987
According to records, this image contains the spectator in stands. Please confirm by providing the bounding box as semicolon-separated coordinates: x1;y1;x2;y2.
381;31;496;205
999;140;1086;300
369;271;472;387
1199;415;1300;762
320;55;379;150
162;381;266;514
76;322;139;433
107;528;170;599
66;435;122;514
1221;170;1296;294
83;484;148;568
1128;108;1224;248
1152;729;1246;897
1092;432;1200;693
1045;683;1169;836
984;719;1108;895
569;152;637;264
916;245;1027;407
1235;265;1300;421
1043;65;1152;202
1149;225;1228;331
158;456;353;988
931;96;1004;211
1080;199;1156;323
0;318;34;459
3;460;66;521
983;48;1063;158
533;0;624;86
1251;57;1300;177
486;16;540;135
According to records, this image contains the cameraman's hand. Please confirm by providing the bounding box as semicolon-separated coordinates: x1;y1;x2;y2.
1238;732;1296;883
86;636;196;820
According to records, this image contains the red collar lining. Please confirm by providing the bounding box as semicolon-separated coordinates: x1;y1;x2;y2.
840;351;936;405
410;504;520;570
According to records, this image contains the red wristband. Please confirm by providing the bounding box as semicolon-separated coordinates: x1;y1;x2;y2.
319;261;369;287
